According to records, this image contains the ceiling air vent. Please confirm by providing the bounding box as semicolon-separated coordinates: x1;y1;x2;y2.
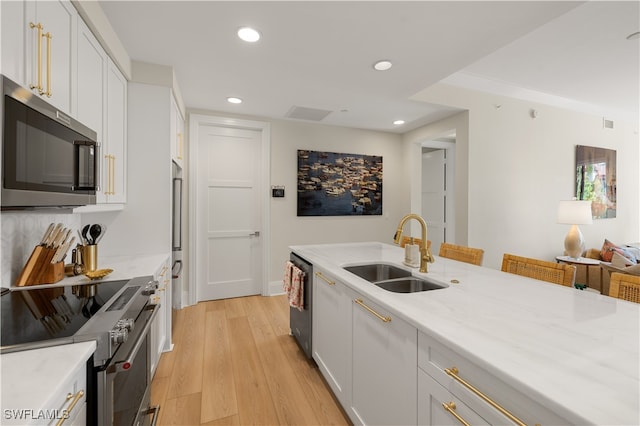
286;106;332;121
603;118;614;129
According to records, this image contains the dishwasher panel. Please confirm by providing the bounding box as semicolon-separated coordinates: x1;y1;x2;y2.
289;252;313;358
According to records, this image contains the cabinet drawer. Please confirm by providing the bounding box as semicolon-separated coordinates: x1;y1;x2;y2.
419;368;490;426
418;331;568;425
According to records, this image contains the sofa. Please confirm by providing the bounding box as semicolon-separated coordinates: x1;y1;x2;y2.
582;240;640;295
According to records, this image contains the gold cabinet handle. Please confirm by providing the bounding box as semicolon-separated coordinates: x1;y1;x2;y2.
55;390;84;426
442;402;471;426
445;367;527;426
104;155;112;195
29;22;44;93
44;31;52;97
315;271;335;286
110;155;116;195
354;298;391;323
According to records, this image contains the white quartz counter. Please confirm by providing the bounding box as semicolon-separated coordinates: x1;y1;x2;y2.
1;341;96;424
291;242;640;425
9;252;170;291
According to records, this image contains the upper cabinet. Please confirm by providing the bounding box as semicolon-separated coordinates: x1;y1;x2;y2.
75;10;128;209
103;59;127;204
1;0;77;114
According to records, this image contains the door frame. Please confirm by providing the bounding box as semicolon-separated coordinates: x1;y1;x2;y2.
188;114;271;305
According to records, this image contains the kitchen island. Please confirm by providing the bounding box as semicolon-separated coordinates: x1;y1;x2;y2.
291;242;639;425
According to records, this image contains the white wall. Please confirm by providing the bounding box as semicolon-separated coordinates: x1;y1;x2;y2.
407;83;640;270
269;120;409;285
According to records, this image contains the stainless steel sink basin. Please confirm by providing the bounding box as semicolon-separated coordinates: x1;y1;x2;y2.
343;263;412;282
374;277;447;293
343;263;447;293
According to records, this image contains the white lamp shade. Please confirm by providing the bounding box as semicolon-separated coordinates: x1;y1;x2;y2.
557;200;593;225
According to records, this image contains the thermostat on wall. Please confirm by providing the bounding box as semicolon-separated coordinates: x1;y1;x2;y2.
272;186;285;198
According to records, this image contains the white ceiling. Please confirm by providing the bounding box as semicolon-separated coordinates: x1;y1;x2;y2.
98;1;640;133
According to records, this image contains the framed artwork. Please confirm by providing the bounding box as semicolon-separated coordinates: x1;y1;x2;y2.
297;150;382;216
575;145;616;219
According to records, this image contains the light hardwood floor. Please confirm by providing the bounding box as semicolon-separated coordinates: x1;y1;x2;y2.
150;294;351;425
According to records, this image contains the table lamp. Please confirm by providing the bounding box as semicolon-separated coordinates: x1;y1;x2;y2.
557;200;593;259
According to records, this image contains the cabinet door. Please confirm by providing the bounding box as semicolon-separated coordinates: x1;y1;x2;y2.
419;369;489;426
32;0;77;114
104;59;127;203
351;294;417;425
312;268;352;405
76;19;106;143
1;1;27;84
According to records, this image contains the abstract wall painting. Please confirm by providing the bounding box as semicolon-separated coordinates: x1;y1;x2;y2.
297;150;382;216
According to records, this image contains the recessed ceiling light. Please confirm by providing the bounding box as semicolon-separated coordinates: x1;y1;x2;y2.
227;97;243;104
393;120;405;125
373;60;393;71
627;31;640;40
237;27;261;42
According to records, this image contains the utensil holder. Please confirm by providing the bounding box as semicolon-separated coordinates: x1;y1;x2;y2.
80;244;98;272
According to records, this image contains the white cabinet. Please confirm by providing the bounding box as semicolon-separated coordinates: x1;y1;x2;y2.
417;331;569;426
76;18;106;144
419;369;490;425
351;294;417;425
150;256;171;377
312;268;353;404
1;0;77;114
170;95;185;167
102;59;127;203
0;341;95;426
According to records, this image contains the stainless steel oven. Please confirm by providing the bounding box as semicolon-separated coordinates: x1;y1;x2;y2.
1;276;161;425
99;303;159;426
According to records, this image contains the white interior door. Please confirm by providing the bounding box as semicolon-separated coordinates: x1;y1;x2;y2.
196;125;263;301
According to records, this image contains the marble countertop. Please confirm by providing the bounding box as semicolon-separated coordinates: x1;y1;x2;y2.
9;252;170;291
1;341;96;424
291;242;640;425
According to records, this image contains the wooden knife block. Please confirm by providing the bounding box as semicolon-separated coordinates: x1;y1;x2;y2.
15;246;65;286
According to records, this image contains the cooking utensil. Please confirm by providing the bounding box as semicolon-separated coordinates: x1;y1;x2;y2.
82;224;91;245
89;224;102;245
94;224;106;244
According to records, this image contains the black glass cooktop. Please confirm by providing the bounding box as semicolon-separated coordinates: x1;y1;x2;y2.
1;280;128;348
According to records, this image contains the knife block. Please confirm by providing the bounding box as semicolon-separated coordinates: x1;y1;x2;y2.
15;245;65;286
37;262;65;285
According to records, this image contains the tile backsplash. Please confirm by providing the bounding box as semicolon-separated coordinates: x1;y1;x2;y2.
1;212;81;287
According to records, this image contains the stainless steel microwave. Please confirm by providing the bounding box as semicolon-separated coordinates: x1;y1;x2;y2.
1;75;98;209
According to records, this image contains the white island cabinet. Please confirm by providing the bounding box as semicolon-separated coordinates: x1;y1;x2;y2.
293;242;640;426
351;294;417;425
312;267;353;405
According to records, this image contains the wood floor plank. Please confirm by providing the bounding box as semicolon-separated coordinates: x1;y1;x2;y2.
243;296;320;425
159;393;202;426
151;295;350;425
227;316;280;425
167;303;206;399
224;297;247;319
200;309;238;423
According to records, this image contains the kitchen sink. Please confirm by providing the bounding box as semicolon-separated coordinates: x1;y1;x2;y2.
343;263;447;293
343;263;412;282
374;277;447;293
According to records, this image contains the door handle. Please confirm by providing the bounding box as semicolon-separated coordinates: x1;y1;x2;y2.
249;231;260;237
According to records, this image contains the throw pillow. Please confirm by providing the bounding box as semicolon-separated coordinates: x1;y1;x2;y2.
623;264;640;276
601;239;638;263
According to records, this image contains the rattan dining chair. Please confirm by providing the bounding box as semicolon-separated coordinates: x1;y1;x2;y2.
400;236;431;250
501;254;576;287
608;272;640;303
438;242;484;266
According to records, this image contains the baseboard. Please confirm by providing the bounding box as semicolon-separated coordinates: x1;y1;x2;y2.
269;279;285;296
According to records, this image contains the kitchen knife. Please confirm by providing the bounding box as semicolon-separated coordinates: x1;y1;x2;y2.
40;223;55;246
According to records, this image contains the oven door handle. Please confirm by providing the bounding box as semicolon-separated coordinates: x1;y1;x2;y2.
109;304;159;373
